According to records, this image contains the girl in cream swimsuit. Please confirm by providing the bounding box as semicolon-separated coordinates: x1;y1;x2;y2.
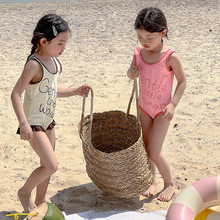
11;14;90;213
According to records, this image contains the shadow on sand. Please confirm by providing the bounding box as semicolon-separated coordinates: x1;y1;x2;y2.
2;182;156;219
50;182;154;215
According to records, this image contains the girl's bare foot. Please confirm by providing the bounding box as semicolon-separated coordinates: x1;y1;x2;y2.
35;199;46;207
157;184;175;202
18;188;36;213
142;182;158;197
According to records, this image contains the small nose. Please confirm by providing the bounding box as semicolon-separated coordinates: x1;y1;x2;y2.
142;39;148;44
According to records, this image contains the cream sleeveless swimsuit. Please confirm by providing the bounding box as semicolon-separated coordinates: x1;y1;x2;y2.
23;57;61;130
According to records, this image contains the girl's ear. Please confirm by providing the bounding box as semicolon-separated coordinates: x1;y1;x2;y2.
39;38;49;47
161;29;167;38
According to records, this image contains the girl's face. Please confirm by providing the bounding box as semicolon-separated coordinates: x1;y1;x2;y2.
46;31;69;57
136;28;166;50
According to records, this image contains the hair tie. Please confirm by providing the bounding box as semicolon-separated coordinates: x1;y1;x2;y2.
52;25;58;36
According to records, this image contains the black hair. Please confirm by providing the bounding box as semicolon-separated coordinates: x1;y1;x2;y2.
134;7;168;39
28;14;70;59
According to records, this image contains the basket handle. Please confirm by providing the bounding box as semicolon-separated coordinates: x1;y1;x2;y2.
79;88;94;146
126;77;140;124
79;79;139;146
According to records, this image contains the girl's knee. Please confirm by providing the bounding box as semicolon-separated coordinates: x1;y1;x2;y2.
148;151;161;163
50;161;58;174
45;160;58;175
18;187;30;197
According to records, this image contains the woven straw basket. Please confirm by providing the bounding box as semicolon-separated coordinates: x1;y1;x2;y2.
79;79;152;198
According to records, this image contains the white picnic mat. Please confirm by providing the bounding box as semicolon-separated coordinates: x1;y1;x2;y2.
63;210;167;220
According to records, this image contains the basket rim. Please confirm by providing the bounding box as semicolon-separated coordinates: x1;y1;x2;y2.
80;110;142;155
82;134;143;155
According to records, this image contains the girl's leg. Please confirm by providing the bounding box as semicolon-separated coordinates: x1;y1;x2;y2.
35;128;56;206
148;114;174;202
143;160;158;197
18;131;58;212
139;109;157;197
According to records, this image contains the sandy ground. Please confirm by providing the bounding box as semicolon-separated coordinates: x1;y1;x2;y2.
0;0;219;218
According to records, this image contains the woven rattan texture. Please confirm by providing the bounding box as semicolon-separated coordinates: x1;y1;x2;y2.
81;110;152;198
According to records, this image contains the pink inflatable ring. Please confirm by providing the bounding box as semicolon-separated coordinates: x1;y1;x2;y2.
166;176;220;220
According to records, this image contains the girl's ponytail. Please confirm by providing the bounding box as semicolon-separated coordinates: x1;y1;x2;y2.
26;44;38;62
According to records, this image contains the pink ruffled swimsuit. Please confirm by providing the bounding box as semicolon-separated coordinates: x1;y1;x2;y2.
134;47;175;119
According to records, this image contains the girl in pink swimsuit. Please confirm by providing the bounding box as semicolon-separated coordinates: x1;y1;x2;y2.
127;7;186;202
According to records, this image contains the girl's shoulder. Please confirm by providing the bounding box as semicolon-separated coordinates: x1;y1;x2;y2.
161;45;179;62
167;50;183;71
24;58;44;84
134;46;145;56
25;58;42;72
168;50;181;63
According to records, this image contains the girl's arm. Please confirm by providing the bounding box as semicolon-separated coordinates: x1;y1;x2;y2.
170;53;187;107
57;85;90;98
11;61;41;140
127;56;139;80
163;53;187;120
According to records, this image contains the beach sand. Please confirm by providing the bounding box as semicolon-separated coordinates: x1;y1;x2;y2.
0;0;219;218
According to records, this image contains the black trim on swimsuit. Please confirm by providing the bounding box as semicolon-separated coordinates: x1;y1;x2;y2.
16;120;56;134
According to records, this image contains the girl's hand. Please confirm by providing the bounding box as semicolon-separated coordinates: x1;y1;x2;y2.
162;103;175;121
127;65;139;80
20;123;33;141
77;85;90;97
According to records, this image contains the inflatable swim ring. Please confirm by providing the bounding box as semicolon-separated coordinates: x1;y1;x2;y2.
195;206;220;220
166;176;220;220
